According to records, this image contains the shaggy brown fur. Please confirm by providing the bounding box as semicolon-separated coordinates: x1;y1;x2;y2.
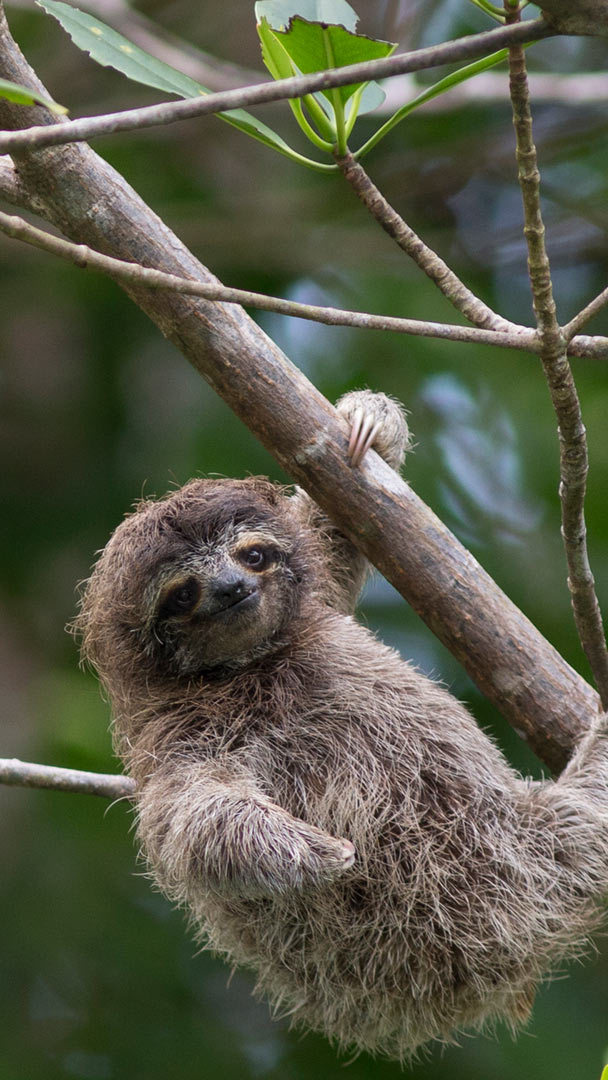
76;391;608;1061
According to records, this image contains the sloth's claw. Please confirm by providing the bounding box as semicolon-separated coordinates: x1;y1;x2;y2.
348;407;384;467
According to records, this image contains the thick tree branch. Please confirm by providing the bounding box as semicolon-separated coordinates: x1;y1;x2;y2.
0;153;37;208
0;756;134;799
507;10;608;708
0;6;600;773
0;19;552;155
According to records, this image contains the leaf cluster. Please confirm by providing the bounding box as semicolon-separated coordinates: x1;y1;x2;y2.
2;0;521;172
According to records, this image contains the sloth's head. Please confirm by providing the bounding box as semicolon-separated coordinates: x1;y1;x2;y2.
76;478;318;688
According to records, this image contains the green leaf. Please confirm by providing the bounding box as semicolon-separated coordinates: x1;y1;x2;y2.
258;12;396;107
37;0;216;97
257;12;337;143
255;2;394;151
257;8;298;82
36;0;336;171
0;76;66;114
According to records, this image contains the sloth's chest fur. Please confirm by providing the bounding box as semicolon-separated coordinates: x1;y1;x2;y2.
129;616;602;1058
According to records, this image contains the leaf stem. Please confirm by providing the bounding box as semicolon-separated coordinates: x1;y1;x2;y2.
322;27;347;154
469;0;507;21
345;84;364;139
301;91;336;142
355;49;510;161
289;96;334;151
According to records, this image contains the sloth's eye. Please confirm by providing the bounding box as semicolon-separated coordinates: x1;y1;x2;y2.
241;547;269;570
161;577;200;616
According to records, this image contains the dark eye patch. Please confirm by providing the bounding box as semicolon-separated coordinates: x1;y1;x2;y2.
158;576;200;618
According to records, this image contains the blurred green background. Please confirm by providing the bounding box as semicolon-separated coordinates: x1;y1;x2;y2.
1;1;608;1077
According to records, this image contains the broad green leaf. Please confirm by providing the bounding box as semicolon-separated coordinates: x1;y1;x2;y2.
256;3;395;154
0;76;66;114
37;0;217;97
259;14;396;106
36;0;336;172
258;14;335;146
257;10;298;82
257;13;337;143
255;0;359;32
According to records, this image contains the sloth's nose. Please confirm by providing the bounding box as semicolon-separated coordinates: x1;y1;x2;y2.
211;571;256;609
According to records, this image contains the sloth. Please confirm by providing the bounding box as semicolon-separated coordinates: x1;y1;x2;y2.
76;390;608;1061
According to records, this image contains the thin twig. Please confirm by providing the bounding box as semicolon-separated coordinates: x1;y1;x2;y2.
0;757;135;799
0;19;552;155
563;285;608;340
507;4;608;709
380;71;608;112
566;335;608;361
0;207;529;347
335;151;519;333
2;208;608;359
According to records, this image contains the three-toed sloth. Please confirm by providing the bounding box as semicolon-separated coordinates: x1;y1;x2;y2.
76;391;608;1061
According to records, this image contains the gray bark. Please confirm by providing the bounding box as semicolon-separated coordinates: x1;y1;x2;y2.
537;0;608;36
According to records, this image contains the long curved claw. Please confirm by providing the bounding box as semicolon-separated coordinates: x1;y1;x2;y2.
348;408;383;467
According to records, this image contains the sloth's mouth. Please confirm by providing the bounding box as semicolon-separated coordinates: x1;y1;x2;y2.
210;589;260;618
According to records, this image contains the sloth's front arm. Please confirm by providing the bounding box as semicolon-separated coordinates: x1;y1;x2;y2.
136;761;355;899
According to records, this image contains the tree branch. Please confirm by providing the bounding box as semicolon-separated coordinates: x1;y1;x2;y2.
0;18;552;155
0;153;38;209
3;208;607;360
507;6;608;708
0;206;541;352
380;70;608;111
335;150;520;333
0;5;600;773
533;0;608;36
0;756;134;799
563;285;608;341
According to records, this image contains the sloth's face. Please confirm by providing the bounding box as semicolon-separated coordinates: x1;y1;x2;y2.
142;520;302;677
78;479;313;685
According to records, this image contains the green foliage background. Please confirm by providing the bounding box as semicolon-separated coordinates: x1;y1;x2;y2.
1;2;608;1077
